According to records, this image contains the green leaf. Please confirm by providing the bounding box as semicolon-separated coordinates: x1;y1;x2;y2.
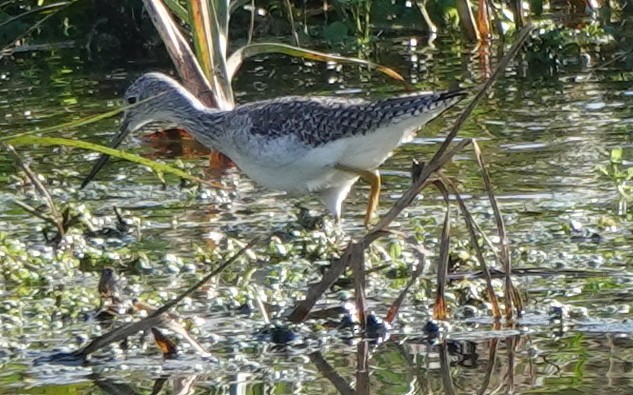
595;164;609;177
6;136;218;187
388;241;402;260
187;0;215;80
610;147;623;164
163;0;189;21
185;0;234;107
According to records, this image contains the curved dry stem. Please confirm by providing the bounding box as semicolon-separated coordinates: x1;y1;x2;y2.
432;180;451;321
143;0;220;108
438;173;502;319
473;140;523;319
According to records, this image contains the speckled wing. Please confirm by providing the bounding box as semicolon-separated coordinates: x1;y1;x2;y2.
230;90;465;149
227;96;368;148
367;90;466;127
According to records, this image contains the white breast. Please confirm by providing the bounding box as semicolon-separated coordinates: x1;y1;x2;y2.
225;118;422;195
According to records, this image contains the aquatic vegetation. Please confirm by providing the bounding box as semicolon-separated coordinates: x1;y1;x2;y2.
525;23;615;73
596;147;633;215
4;0;633;392
0;34;533;387
4;0;626;62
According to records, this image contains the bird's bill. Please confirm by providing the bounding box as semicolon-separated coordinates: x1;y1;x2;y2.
80;118;132;189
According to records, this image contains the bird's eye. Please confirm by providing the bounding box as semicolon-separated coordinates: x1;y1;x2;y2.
127;96;137;105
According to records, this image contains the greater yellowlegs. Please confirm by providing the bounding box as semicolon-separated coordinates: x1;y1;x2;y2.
82;73;465;224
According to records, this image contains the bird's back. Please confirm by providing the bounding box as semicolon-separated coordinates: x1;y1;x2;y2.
226;90;466;148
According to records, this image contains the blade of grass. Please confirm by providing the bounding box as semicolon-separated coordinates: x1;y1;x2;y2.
473;139;523;319
226;43;408;84
250;284;270;324
188;0;215;81
162;0;188;21
11;199;60;230
4;144;59;218
283;0;300;46
2;91;170;142
247;0;255;44
230;0;252;14
505;334;517;392
0;1;71;30
3;144;64;235
0;106;126;142
0;3;69;61
438;173;501;319
143;0;219;108
229;0;252;14
485;0;505;40
6;136;223;188
428;266;617;282
432;180;451;321
356;341;370;395
207;0;234;107
212;0;230;49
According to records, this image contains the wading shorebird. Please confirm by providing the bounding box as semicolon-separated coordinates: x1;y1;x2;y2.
81;73;465;224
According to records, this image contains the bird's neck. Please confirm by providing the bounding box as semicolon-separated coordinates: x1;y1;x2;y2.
160;90;227;151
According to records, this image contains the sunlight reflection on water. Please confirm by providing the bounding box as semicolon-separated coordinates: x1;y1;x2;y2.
3;34;633;394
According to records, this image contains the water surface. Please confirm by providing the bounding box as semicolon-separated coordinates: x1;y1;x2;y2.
2;34;633;394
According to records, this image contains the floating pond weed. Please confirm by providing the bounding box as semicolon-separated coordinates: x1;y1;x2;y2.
596;147;633;216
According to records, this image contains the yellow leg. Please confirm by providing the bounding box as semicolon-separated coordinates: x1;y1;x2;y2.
364;169;381;226
335;164;381;226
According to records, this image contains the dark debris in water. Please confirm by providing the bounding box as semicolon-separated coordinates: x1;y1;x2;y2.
256;323;298;345
365;314;389;341
151;327;179;359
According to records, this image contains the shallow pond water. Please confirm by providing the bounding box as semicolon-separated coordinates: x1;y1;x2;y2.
2;32;633;394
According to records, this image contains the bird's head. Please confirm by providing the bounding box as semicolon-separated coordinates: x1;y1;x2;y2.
80;73;194;188
119;73;186;133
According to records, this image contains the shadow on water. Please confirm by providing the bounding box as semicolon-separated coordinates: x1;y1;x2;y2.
3;27;633;394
